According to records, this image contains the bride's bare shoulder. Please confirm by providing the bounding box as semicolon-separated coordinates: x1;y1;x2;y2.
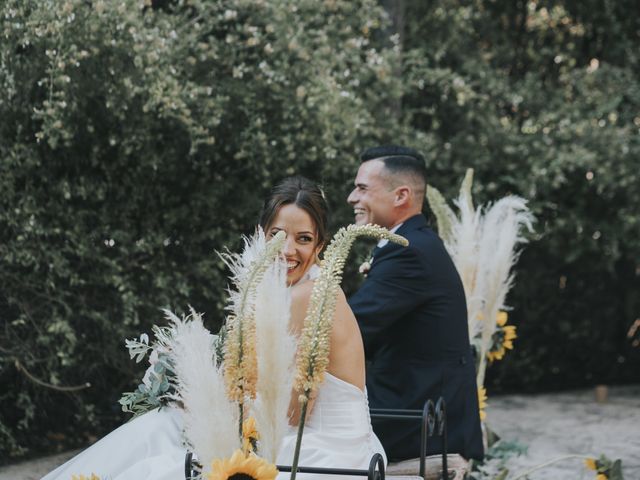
291;279;314;308
289;281;351;332
332;288;353;325
289;280;314;332
291;281;348;307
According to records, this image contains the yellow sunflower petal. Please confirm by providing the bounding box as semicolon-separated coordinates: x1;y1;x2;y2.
243;416;260;441
596;474;608;480
496;311;508;327
584;458;597;470
478;386;488;421
242;437;252;454
208;450;278;480
504;325;517;340
209;450;245;479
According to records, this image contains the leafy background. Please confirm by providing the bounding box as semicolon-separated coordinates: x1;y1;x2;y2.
1;0;638;461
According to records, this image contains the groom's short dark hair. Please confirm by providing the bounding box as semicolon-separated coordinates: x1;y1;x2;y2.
360;145;424;163
360;145;427;191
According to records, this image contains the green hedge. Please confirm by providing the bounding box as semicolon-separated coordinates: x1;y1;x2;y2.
397;0;640;392
1;0;638;462
0;0;400;460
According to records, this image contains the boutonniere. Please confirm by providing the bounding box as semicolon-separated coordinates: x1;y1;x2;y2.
358;257;374;276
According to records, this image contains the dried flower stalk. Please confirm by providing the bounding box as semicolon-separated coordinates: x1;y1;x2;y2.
426;169;534;389
289;224;407;479
221;229;286;429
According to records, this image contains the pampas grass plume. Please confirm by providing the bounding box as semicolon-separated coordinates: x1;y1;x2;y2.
252;259;297;462
164;309;239;471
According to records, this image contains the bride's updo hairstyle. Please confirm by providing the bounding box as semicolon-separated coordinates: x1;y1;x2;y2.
258;176;330;249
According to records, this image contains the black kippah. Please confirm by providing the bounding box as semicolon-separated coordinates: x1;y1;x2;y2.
360;145;424;163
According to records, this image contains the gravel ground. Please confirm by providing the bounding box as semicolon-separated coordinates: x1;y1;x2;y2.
2;384;639;480
0;450;80;480
482;384;640;479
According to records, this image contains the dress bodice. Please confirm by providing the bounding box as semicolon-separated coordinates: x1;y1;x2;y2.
276;372;385;478
305;373;371;437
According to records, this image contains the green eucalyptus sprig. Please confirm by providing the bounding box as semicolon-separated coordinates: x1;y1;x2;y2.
119;313;226;416
119;323;179;416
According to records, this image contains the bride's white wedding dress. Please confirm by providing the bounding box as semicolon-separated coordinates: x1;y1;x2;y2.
42;407;186;480
43;372;385;480
276;372;386;479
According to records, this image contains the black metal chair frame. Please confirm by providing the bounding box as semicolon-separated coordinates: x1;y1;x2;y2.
184;397;448;480
185;451;386;480
370;397;449;480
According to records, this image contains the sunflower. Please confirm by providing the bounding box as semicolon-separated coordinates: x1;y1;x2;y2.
478;386;488;421
487;311;517;362
503;325;517;348
208;450;278;480
242;416;260;454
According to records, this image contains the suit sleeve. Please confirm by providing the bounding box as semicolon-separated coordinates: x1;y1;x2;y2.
348;244;428;357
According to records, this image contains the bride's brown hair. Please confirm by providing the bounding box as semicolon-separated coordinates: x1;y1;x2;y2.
258;176;329;249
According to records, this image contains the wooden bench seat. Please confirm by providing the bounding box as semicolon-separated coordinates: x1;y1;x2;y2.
386;453;469;480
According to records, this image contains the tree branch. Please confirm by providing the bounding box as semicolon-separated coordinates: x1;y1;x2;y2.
14;359;91;392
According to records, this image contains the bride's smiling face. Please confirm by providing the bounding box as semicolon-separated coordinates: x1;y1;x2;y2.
267;203;322;285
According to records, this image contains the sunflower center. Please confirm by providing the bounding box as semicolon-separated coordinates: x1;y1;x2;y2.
228;475;256;480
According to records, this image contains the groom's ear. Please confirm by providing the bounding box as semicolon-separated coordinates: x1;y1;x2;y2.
394;185;412;206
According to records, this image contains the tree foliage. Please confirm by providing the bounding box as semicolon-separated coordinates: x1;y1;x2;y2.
0;0;400;460
0;0;638;461
397;0;640;391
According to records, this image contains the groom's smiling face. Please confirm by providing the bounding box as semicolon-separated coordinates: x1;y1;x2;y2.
348;159;396;228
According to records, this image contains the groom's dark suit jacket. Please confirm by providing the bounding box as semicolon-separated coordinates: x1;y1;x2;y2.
349;214;484;461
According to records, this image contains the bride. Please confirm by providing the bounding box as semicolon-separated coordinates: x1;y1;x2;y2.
43;176;386;480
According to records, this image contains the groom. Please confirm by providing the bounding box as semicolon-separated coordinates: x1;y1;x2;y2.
347;145;484;461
